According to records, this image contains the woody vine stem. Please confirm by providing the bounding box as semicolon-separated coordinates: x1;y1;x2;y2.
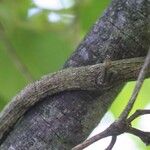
72;47;150;150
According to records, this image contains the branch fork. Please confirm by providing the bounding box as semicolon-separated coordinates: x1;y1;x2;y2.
72;48;150;150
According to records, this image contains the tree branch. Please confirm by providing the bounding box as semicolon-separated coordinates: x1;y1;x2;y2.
1;0;149;149
72;108;150;150
105;136;117;150
127;109;150;122
119;48;150;120
1;57;149;143
72;47;150;150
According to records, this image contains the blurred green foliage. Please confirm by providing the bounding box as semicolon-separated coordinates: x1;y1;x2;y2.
0;0;111;108
0;0;149;149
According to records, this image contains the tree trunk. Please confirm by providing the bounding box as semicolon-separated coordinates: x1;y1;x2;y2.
0;0;150;149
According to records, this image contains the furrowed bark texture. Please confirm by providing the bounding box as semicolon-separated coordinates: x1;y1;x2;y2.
1;0;150;149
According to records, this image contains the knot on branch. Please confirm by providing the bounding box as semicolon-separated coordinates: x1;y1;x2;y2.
96;65;118;90
109;120;129;136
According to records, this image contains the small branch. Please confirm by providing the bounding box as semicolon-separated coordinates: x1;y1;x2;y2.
128;109;150;123
72;129;111;150
127;127;150;145
72;108;150;150
72;121;127;150
105;136;117;150
72;47;150;150
119;48;150;120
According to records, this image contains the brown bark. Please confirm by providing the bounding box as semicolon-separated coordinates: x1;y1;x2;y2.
0;0;150;149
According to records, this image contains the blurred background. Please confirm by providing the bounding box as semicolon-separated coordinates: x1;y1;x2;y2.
0;0;149;149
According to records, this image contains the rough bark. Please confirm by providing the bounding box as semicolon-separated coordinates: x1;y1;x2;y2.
0;0;150;149
1;57;149;143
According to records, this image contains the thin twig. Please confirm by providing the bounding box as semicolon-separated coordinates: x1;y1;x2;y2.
105;136;117;150
128;109;150;123
72;129;111;150
127;127;150;145
72;47;150;150
119;48;150;120
72;120;127;150
72;107;150;150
